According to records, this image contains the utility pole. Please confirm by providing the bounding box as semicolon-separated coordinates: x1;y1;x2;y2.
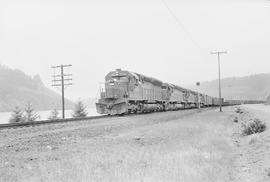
211;51;227;112
196;82;200;109
51;64;72;119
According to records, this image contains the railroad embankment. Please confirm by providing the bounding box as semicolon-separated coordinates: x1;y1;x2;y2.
0;105;270;182
231;105;270;182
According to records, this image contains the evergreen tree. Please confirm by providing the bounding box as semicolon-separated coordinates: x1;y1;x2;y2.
72;100;88;118
9;106;25;123
24;102;40;122
266;95;270;105
48;108;60;120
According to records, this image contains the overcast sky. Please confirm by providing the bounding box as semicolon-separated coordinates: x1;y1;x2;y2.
0;0;269;101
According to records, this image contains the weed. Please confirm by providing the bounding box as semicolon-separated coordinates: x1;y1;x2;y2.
233;117;238;123
242;118;266;136
235;107;243;114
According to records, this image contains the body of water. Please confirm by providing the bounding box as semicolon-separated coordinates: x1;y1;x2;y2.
0;108;100;124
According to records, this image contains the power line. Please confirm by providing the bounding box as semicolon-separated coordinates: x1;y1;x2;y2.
160;0;204;51
159;0;214;78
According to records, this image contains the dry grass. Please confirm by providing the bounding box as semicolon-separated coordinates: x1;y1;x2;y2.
24;111;233;182
0;108;234;182
33;146;228;182
247;134;260;145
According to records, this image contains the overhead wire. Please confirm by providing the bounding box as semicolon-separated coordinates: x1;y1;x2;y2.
160;0;209;58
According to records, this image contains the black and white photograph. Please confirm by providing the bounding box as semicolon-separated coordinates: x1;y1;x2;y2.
0;0;270;181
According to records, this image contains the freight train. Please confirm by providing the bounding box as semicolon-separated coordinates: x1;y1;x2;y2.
96;69;225;115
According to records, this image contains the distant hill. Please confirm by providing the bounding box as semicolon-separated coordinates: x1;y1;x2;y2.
0;65;74;112
186;73;270;101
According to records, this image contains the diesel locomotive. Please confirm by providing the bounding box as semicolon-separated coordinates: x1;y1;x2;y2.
96;69;220;115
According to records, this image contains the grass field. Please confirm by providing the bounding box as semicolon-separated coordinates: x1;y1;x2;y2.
1;105;270;182
32;110;234;182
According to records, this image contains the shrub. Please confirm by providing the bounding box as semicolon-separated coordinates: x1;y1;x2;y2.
242;118;266;135
266;95;270;105
9;106;25;123
48;108;60;120
24;102;40;122
72;100;88;118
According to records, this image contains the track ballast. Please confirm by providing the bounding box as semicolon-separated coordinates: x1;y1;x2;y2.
0;115;110;130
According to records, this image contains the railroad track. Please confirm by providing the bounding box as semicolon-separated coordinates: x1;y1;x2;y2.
0;115;111;130
0;105;236;130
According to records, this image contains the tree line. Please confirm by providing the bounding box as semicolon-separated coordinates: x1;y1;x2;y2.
9;100;88;123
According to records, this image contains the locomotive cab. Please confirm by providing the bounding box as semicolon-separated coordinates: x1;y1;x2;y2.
102;69;131;99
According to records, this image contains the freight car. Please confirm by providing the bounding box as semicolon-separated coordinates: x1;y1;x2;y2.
224;99;265;105
96;69;221;115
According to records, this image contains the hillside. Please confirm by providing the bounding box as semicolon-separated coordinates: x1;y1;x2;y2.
187;73;270;101
0;65;74;112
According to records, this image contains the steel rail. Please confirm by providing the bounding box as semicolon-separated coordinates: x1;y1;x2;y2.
0;115;110;130
0;104;243;130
